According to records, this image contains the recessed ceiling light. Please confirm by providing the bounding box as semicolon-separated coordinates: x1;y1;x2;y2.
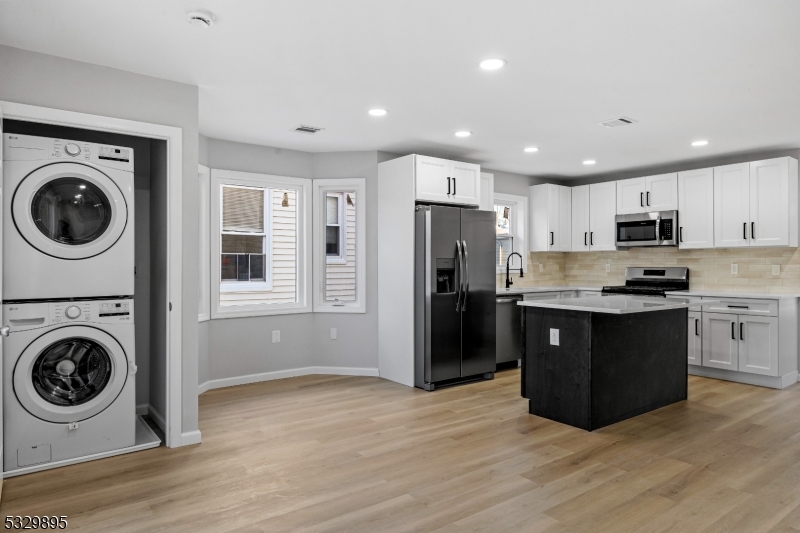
186;9;215;28
524;147;539;153
479;58;506;70
368;108;388;116
455;131;472;138
583;160;596;165
691;140;709;147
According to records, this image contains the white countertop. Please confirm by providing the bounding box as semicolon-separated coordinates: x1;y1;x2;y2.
496;286;800;300
518;295;718;314
496;286;597;295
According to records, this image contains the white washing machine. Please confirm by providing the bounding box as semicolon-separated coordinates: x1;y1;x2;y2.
3;134;134;300
3;298;136;474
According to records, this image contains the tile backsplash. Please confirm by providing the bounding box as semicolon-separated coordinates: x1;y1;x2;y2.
497;247;800;294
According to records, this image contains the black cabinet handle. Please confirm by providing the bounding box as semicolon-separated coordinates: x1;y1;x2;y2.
646;191;650;206
695;318;699;336
453;178;456;196
447;177;451;195
727;305;749;309
584;232;587;246
744;222;747;240
550;232;554;246
590;232;594;245
731;321;736;340
680;227;683;243
740;322;744;341
751;222;755;240
640;192;644;207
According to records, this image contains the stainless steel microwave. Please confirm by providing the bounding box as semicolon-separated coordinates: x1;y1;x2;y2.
615;210;678;248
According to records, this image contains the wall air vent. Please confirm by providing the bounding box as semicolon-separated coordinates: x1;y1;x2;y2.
598;117;638;128
294;125;324;134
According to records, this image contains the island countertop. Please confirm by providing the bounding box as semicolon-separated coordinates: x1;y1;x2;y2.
518;295;718;314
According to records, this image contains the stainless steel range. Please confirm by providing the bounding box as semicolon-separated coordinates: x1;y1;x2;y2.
601;266;689;297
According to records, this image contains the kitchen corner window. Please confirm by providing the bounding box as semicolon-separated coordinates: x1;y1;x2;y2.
313;179;366;313
211;170;312;318
494;193;527;274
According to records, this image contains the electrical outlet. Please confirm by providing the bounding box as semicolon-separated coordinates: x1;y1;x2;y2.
605;263;611;273
549;328;559;346
272;330;280;343
539;263;544;272
330;328;338;340
731;264;738;275
772;265;781;275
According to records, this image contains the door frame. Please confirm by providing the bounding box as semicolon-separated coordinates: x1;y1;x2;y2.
0;100;185;448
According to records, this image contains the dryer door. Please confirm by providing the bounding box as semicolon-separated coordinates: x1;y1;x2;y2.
14;326;129;423
12;162;128;259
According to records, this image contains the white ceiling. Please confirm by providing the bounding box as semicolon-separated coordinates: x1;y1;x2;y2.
1;0;799;178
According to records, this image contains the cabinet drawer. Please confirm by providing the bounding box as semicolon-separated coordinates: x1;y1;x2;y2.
522;292;561;301
701;297;778;317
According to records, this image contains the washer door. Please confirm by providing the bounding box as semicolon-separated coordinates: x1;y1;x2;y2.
13;162;128;259
15;326;129;423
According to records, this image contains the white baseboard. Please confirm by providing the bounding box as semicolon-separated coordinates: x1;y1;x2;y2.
181;430;202;446
198;366;380;394
689;365;795;390
148;405;167;433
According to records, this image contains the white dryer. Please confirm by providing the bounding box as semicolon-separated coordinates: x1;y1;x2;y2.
3;298;136;474
3;134;134;300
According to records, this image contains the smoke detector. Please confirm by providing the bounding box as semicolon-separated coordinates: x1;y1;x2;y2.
293;125;325;134
187;10;215;28
598;116;637;128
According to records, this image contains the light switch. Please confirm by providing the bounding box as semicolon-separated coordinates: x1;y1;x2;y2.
272;330;280;343
330;328;338;340
549;328;559;346
731;264;738;275
772;265;780;275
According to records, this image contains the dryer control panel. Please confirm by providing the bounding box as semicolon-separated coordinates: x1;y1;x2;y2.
3;134;134;172
3;299;134;333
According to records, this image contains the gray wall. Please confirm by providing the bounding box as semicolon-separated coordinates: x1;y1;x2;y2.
0;45;201;433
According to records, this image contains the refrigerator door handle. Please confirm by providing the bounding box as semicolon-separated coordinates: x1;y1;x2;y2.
455;240;462;311
461;240;470;311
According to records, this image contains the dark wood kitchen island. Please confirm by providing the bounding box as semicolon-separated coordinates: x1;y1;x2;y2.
520;295;713;431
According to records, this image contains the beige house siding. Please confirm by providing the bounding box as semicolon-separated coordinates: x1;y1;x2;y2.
325;194;357;301
221;189;297;306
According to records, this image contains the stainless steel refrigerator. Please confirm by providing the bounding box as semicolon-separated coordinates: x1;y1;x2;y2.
414;205;496;390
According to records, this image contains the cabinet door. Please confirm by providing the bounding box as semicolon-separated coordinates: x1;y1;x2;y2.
702;312;739;371
571;185;590;251
451;160;481;206
616;177;646;214
556;185;572;251
750;158;789;247
479;172;494;211
714;163;750;248
688;311;702;366
738;315;779;376
415;155;451;203
546;184;559;251
678;168;714;249
589;181;617;251
645;173;678;211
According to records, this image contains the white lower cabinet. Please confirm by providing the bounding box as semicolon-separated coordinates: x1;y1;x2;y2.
688;311;702;366
701;311;779;376
702;312;739;371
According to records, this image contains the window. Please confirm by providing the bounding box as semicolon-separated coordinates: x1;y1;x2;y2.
211;169;311;318
313;179;366;313
494;193;527;274
198;165;210;321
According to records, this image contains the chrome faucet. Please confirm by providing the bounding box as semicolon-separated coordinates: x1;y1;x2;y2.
505;252;524;289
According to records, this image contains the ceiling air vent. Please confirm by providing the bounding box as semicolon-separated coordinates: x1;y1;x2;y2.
294;125;324;134
598;117;638;128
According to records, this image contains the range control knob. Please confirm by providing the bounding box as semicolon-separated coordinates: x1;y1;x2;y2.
65;306;81;319
64;143;81;156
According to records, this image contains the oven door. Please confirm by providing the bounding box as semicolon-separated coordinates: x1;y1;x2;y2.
615;211;677;247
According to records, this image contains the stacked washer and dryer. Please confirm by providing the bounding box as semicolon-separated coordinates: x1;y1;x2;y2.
2;133;140;475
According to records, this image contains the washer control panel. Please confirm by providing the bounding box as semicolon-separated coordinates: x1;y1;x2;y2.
2;299;134;333
2;134;134;172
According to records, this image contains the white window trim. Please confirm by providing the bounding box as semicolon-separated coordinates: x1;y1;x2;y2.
494;192;527;274
313;178;366;313
211;169;312;318
198;164;210;322
325;192;347;264
219;183;273;293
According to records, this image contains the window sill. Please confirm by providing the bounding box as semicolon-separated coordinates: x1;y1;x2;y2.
198;313;210;323
314;305;366;314
220;281;273;293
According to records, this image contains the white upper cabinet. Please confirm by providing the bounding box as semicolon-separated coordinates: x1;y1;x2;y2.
571;185;590;251
530;184;571;252
616;177;646;215
616;174;677;214
714;157;798;248
479;172;494;211
678;167;714;249
414;155;480;206
589;181;617;250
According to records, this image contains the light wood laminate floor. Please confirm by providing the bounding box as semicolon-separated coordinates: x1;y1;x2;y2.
3;370;800;532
